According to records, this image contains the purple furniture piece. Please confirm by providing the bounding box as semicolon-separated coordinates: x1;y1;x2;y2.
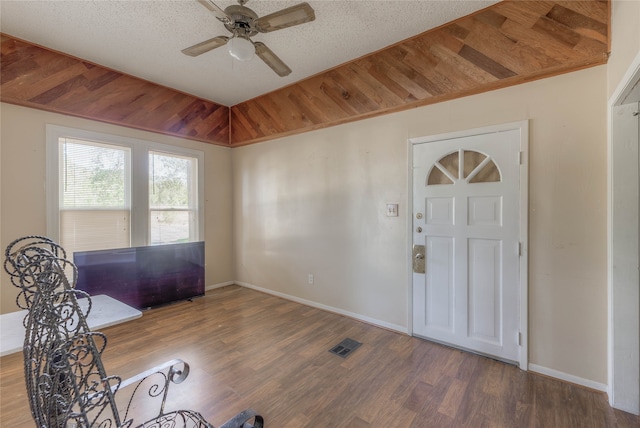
74;241;205;310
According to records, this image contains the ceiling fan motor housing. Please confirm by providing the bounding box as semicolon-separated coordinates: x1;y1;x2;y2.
224;5;259;37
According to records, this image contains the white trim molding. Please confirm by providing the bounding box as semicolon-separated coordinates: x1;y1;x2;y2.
607;50;640;415
529;364;608;393
205;281;235;291
235;281;408;334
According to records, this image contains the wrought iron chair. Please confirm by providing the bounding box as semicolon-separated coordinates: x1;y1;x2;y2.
4;236;264;428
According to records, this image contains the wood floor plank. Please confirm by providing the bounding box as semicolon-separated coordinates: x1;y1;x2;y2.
1;285;638;427
438;378;468;419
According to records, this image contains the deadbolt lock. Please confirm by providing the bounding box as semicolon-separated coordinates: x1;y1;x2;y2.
412;244;425;274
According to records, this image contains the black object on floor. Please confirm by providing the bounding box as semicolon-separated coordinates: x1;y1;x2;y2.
329;338;362;358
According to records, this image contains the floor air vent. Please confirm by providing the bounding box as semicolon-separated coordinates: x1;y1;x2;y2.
329;338;362;358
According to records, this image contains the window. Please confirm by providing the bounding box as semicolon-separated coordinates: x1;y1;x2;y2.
149;151;198;245
47;126;204;257
426;149;501;185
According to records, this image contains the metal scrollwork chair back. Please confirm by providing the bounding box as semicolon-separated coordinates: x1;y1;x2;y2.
4;236;264;428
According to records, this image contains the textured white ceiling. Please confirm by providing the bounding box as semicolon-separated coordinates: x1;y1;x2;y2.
0;0;497;106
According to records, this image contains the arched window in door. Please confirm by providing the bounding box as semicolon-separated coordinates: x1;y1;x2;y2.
427;149;501;185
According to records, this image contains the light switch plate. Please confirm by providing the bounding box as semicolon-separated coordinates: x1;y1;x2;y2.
386;204;399;217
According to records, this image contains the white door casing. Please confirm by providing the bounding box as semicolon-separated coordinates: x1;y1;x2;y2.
610;102;640;414
409;122;528;368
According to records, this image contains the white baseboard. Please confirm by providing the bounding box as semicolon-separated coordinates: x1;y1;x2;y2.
529;363;608;392
205;281;235;291
235;281;408;334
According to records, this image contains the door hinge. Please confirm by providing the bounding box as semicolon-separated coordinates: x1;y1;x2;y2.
518;151;524;165
518;242;522;256
518;332;522;346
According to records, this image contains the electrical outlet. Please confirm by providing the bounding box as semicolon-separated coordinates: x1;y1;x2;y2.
308;274;314;285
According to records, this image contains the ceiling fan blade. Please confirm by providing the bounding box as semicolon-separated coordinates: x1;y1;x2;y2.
182;36;229;56
254;42;292;77
254;2;315;33
197;0;231;24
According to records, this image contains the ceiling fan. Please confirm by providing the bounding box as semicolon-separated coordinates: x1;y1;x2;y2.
182;0;316;77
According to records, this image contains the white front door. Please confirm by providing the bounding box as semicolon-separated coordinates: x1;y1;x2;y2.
411;126;524;364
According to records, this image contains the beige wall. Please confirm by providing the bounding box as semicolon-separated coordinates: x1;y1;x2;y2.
609;0;640;98
233;65;608;384
0;103;234;314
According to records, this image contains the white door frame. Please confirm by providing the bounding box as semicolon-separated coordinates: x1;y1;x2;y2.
407;120;529;370
608;51;640;415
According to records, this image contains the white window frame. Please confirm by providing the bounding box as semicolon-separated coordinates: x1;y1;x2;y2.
46;125;204;248
148;150;201;244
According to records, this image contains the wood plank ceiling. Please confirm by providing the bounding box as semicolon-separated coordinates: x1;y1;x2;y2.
0;35;230;145
1;0;609;147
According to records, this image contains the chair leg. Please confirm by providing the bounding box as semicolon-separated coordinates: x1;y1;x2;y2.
219;409;263;428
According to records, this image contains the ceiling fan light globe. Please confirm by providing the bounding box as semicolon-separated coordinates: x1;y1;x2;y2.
228;36;255;61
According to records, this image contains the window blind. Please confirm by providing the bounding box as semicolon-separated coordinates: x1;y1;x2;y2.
59;138;131;254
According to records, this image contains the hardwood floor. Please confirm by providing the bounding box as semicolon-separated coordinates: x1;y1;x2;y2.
1;285;638;427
